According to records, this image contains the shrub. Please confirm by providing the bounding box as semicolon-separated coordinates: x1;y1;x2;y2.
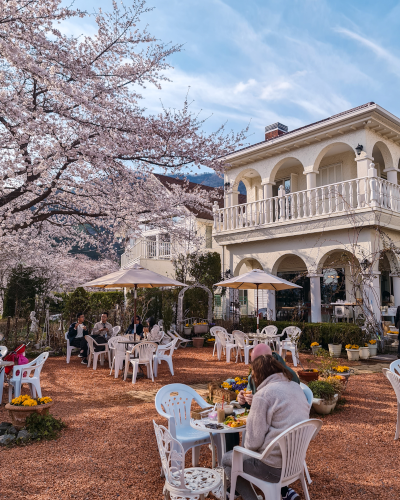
308;380;336;402
235;318;364;349
25;412;66;441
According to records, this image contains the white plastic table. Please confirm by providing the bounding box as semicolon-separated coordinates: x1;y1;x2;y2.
0;360;14;405
190;417;246;468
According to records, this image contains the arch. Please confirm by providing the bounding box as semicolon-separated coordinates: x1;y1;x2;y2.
316;248;361;274
372;140;394;171
380;249;400;274
271;252;310;275
312;141;356;173
231;167;262;191
269;156;304;184
234;257;263;277
177;283;213;333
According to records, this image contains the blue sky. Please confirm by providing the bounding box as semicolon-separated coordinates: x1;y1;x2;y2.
62;0;400;161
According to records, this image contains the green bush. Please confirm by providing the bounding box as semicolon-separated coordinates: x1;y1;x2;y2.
308;380;336;402
25;412;66;441
232;318;364;350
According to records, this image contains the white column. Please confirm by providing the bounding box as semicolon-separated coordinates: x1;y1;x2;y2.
304;171;317;190
368;162;379;208
384;168;399;185
156;234;159;259
391;274;400;307
308;274;322;323
303;170;317;216
266;290;276;320
262;181;274;199
229;188;239;207
355;154;374;178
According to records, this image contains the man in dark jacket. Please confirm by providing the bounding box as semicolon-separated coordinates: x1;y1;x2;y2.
68;312;89;364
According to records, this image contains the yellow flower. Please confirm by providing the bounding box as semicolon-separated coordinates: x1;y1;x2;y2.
333;365;349;373
369;339;377;345
310;342;319;347
235;390;239;394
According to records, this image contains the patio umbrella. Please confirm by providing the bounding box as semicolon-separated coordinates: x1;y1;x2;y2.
214;269;302;332
81;263;185;333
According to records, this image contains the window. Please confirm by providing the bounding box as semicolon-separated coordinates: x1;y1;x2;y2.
272;178;290;197
205;225;213;248
318;163;342;186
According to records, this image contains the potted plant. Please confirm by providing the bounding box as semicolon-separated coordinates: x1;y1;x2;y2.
5;395;54;430
359;344;370;360
308;380;338;415
183;323;192;336
298;368;319;383
367;339;378;356
311;342;322;355
192;335;205;348
328;329;343;358
345;344;360;361
193;322;208;335
331;365;351;381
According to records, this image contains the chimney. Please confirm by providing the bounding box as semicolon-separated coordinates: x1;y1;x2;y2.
265;122;288;141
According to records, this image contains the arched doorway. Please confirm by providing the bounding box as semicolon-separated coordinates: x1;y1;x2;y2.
272;255;310;322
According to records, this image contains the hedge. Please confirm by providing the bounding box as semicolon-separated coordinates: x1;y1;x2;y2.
218;317;365;350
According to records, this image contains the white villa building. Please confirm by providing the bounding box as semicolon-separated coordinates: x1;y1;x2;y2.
213;102;400;324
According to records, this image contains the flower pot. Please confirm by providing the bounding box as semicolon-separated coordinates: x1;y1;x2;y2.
346;349;360;361
312;400;337;415
193;325;208;335
183;327;192;336
368;345;378;356
311;345;322;355
192;337;205;348
328;344;342;358
359;347;370;360
5;401;54;430
298;370;319;382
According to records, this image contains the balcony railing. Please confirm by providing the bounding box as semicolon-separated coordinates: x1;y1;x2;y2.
213;176;400;233
121;239;171;268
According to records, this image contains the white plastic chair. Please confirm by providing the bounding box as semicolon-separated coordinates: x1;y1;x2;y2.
154;339;178;377
108;336;127;377
383;368;400;440
148;325;164;343
124;341;157;383
8;352;49;401
300;382;313;405
229;419;322;500
0;346;7;357
390;359;400;377
155;383;223;467
153;420;223;500
111;326;121;337
0;346;9;404
232;331;254;365
260;325;282;352
215;330;238;363
85;335;110;370
210;326;228;356
168;330;191;349
280;326;302;366
65;332;80;363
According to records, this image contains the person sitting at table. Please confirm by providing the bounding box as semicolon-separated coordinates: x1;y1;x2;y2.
222;353;310;500
92;312;113;338
67;313;90;364
125;315;144;339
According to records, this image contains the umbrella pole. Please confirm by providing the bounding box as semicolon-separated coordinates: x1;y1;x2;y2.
256;284;260;334
134;284;137;334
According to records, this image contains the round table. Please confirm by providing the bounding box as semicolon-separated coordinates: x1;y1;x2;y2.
190;417;246;469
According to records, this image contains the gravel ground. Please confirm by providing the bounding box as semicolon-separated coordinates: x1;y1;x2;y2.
1;348;399;500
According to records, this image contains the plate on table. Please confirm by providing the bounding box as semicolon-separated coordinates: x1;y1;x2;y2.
224;416;246;428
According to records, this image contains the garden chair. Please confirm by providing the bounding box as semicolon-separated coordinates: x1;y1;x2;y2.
153;338;179;377
215;330;237;363
168;330;191;349
124;341;157;383
65;332;80;363
8;352;49;402
85;335;110;370
111;326;121;337
280;326;302;367
108;336;129;377
232;330;253;365
260;324;283;351
210;326;228;356
228;419;322;500
155;383;223;467
390;359;400;377
383;368;400;440
153;420;223;500
148;325;164;343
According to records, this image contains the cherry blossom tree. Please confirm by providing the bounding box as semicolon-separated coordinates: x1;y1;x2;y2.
0;0;245;246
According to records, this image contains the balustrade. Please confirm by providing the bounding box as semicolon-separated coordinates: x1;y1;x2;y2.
213;176;400;233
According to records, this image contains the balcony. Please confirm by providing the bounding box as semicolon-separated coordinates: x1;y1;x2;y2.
121;238;171;268
213;176;400;235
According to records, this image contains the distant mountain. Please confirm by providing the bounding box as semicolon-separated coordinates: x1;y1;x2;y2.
170;172;246;194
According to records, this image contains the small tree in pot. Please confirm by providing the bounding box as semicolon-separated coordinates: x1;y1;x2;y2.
308;380;337;415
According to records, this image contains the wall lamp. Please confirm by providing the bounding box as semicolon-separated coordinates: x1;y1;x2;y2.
355;144;363;156
224;182;231;191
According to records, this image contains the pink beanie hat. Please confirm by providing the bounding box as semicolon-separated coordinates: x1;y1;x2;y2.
251;343;272;362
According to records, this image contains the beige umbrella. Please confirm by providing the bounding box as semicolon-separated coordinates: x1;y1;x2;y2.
82;263;185;333
214;268;302;332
